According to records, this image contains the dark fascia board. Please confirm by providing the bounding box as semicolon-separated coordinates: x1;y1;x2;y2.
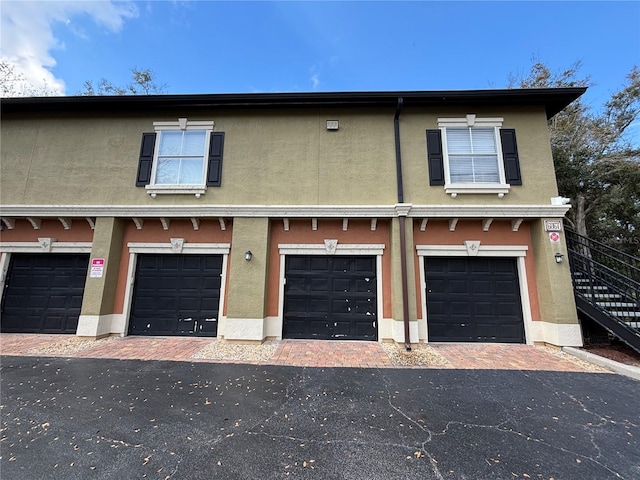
2;87;586;119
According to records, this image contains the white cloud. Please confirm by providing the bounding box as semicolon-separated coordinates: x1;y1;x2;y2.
0;0;138;95
311;73;320;90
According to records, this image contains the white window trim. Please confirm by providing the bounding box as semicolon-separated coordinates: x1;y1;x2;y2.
437;115;510;197
146;118;215;198
416;243;533;345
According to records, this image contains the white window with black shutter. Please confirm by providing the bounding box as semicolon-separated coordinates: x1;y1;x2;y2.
426;114;521;197
136;118;224;198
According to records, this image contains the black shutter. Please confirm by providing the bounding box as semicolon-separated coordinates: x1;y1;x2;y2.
207;132;225;187
500;129;522;186
426;129;445;186
136;133;156;186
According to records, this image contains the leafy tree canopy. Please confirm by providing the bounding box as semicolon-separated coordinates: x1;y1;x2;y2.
510;61;640;255
80;67;167;95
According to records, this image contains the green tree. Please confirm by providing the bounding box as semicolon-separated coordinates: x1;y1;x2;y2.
509;62;640;255
81;67;167;95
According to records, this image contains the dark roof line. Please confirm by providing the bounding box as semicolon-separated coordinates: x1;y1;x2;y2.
2;87;586;119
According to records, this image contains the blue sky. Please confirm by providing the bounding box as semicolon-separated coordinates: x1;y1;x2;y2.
1;1;639;113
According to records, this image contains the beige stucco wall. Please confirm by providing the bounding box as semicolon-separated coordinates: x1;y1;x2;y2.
1;105;557;208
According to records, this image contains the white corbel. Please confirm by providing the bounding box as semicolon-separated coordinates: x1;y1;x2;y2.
26;217;42;230
370;218;377;231
420;219;428;232
511;219;524;232
58;218;72;230
449;218;459;232
1;218;15;229
160;218;170;230
312;218;318;231
85;217;96;230
342;218;349;231
218;218;226;231
482;218;493;232
283;218;290;231
132;218;144;230
190;218;200;231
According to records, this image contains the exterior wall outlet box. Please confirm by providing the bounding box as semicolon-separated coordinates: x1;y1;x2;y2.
326;120;339;130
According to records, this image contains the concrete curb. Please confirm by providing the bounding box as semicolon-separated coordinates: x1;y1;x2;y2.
562;347;640;381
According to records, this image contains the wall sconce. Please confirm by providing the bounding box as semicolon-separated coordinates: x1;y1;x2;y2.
245;250;253;261
554;253;564;264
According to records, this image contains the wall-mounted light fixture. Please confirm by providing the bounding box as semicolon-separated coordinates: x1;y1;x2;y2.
245;250;253;261
554;253;564;264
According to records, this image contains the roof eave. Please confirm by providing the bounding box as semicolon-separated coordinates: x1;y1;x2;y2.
1;87;586;119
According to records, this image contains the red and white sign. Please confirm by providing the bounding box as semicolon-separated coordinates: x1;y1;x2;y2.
549;232;560;243
90;258;105;278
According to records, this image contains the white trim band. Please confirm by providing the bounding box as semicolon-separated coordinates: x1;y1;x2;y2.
0;204;571;219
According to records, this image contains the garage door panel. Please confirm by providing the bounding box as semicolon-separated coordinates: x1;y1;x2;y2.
333;278;350;292
331;299;349;314
474;302;494;316
179;297;199;310
47;295;68;309
332;257;350;271
179;277;201;290
129;254;222;337
450;301;471;315
472;281;493;295
449;280;469;294
311;278;330;291
284;255;377;341
355;278;374;293
353;257;375;272
310;257;330;271
355;299;375;315
425;257;524;344
200;298;219;311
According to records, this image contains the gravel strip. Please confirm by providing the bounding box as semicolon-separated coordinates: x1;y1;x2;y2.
191;339;280;363
536;344;610;372
26;336;120;356
381;342;452;367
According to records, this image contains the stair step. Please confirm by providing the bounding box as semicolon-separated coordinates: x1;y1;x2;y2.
576;285;609;291
613;311;640;318
624;322;640;329
580;293;623;300
596;302;638;308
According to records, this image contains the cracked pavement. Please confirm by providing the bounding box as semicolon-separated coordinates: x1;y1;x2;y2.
1;356;638;479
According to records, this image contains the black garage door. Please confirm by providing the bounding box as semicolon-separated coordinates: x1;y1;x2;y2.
1;253;89;333
129;254;222;336
425;257;525;343
283;255;377;340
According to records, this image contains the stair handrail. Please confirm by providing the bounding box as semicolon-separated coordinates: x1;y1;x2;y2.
564;227;640;285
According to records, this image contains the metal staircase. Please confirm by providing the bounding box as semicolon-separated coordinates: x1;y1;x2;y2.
565;227;640;353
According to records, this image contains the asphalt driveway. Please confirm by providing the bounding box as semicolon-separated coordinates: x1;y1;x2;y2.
1;356;638;480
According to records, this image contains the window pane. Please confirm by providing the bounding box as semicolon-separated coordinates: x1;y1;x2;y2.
179;158;204;184
182;131;206;155
446;129;471;153
472;155;500;182
470;128;496;154
159;132;183;155
156;157;180;184
450;156;474;183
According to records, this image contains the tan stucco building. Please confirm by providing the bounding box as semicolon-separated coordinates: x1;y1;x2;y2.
1;88;586;347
